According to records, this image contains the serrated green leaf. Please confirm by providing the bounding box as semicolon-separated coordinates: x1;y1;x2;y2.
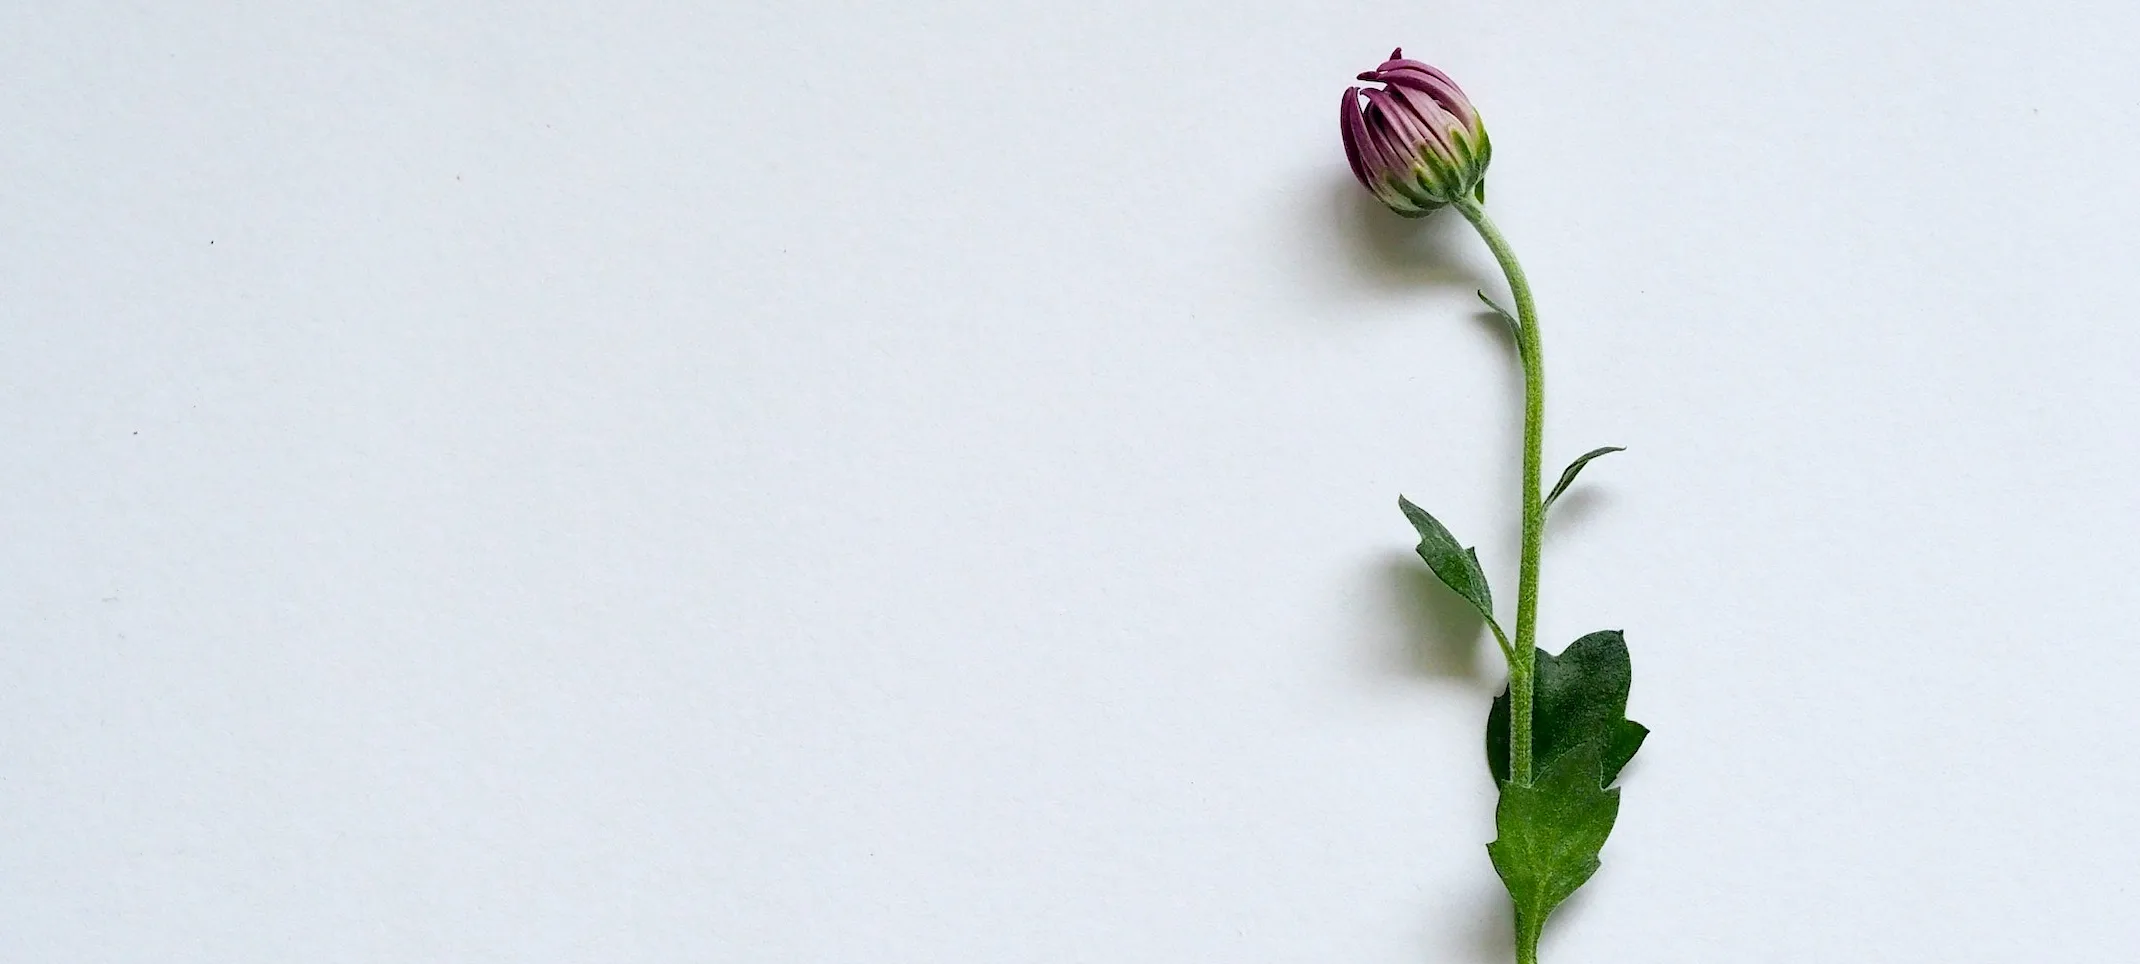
1488;741;1622;950
1397;495;1494;622
1543;446;1625;512
1488;631;1648;787
1476;290;1519;334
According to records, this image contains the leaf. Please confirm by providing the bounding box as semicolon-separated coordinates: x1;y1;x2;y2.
1487;631;1648;787
1476;290;1519;334
1397;495;1495;622
1488;741;1622;950
1543;446;1625;512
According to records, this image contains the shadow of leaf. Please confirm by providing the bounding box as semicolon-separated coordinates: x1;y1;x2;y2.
1471;307;1519;354
1461;883;1514;964
1542;487;1608;546
1382;551;1491;681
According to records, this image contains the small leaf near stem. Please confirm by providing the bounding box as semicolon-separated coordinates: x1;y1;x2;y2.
1398;496;1513;659
1544;446;1625;513
1477;290;1520;337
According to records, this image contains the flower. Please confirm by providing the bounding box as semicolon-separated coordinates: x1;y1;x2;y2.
1340;49;1491;217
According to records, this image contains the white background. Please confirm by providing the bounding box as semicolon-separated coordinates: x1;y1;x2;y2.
5;2;2138;961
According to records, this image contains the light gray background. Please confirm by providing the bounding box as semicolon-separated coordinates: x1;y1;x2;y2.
5;2;2137;961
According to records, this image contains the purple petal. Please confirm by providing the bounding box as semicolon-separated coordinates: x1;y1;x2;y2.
1374;63;1477;127
1389;84;1466;142
1340;87;1373;187
1354;94;1414;178
1361;87;1450;163
1362;102;1443;204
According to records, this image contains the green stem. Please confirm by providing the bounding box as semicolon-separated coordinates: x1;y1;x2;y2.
1452;197;1544;789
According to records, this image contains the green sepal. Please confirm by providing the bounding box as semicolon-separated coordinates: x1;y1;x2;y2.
1543;446;1625;513
1474;178;1487;203
1487;741;1622;950
1487;630;1648;787
1397;496;1495;622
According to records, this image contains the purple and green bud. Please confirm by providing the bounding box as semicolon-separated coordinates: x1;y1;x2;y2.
1340;49;1491;217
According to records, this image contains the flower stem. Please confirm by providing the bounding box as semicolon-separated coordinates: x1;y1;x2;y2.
1516;918;1542;964
1452;196;1543;789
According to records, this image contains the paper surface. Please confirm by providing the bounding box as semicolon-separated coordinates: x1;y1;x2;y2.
3;2;2137;960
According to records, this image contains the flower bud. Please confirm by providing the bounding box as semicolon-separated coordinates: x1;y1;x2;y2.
1340;49;1491;217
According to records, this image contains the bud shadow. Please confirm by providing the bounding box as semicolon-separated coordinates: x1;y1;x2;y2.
1328;175;1492;295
